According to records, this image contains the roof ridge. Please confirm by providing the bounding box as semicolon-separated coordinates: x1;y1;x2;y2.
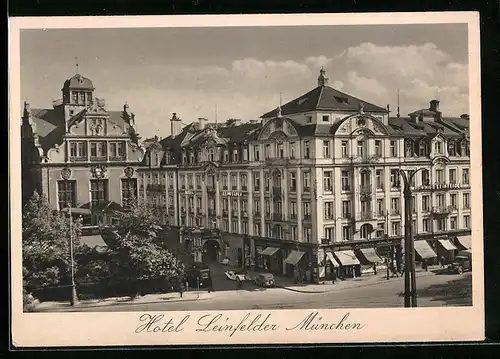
315;86;324;109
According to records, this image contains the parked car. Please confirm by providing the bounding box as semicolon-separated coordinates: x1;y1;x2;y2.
448;250;472;274
254;273;275;288
224;270;251;282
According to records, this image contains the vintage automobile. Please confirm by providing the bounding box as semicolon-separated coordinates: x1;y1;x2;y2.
224;270;251;283
254;273;275;288
448;250;472;274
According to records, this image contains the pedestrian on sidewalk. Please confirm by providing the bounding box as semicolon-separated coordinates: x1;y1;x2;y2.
440;256;446;268
178;279;185;298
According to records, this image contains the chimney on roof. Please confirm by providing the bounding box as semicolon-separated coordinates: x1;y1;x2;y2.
170;112;182;138
198;117;208;130
430;99;440;112
317;67;328;87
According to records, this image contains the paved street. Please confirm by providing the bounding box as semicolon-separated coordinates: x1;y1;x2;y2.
40;270;472;312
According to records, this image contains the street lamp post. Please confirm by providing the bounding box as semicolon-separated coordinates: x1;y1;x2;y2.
398;168;424;308
67;203;78;306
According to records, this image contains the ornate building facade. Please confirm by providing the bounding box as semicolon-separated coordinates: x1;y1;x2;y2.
21;72;145;233
138;69;472;282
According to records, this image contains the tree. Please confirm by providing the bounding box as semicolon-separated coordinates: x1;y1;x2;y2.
103;199;185;296
22;192;82;294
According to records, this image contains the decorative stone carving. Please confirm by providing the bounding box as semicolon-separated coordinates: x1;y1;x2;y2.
60;167;71;180
269;131;287;144
91;164;107;179
124;167;134;178
357;117;366;127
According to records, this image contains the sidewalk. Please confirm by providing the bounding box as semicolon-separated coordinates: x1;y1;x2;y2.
33;266;441;311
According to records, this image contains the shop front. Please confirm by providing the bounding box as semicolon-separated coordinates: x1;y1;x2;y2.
324;251;341;281
355;247;383;275
333;250;361;279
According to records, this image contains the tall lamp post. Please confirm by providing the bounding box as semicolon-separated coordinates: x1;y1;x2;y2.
67;203;78;306
398;168;424;308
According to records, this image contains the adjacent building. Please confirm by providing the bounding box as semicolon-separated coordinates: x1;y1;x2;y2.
21;72;144;235
138;68;472;281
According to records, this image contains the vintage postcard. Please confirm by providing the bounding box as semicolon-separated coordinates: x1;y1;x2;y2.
9;13;484;347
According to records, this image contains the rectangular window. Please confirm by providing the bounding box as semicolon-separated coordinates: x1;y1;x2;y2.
289;172;297;192
462;168;470;185
422;195;430;212
374;140;382;157
277;143;284;158
90;179;108;206
324;201;334;220
463;193;470;209
377;199;384;216
289;201;297;218
342;200;351;218
390;169;400;188
70;143;78;157
376;169;383;189
254;145;260;161
436;169;444;184
291;226;298;241
323;140;330;158
324;227;334;241
231;174;237;190
323;171;332;191
72;92;78;103
121;179;137;208
303;202;311;218
341;141;349;158
57;180;76;210
232;220;238;233
303;172;311;191
450;193;457;209
240;174;247;190
357;140;364;157
265;144;271;159
391;221;401;236
322;115;329;122
289;142;296;159
242;221;248;234
390;140;397;157
342;226;351;241
303;227;312;242
304;141;310;159
253;223;260;236
341;170;350;191
450;216;457;230
253;172;260;191
423;219;432;232
391;198;400;214
437;194;445;207
437;218;446;231
464;215;471;229
449;169;457;184
435;141;443;154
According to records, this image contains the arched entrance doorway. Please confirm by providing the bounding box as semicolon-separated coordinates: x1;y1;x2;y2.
360;223;374;239
203;239;221;263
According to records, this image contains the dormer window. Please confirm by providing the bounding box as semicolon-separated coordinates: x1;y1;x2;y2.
434;141;443;154
72;92;78;103
223;150;229;162
233;149;239;162
419;141;428;157
208;148;215;162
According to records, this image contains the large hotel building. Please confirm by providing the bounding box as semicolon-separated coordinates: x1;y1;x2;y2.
22;69;472;282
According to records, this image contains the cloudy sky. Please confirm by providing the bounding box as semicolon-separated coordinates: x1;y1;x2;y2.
20;24;469;138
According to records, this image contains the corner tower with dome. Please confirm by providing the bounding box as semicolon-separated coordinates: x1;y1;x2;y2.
21;71;145;232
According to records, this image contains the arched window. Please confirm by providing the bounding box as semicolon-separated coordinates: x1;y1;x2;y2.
360;224;373;239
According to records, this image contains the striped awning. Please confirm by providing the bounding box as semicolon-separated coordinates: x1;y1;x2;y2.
439;239;458;251
358;248;383;263
334;250;361;266
284;251;305;265
326;252;340;267
261;247;280;256
414;240;437;259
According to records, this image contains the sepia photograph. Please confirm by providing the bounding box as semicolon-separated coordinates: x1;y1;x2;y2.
10;13;483;346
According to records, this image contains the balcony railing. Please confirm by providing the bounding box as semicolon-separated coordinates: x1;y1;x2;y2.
69;156;88;162
303;187;311;193
253;186;261;192
90;156;107;162
341;185;351;192
431;206;453;215
241;186;248;191
109;155;126;162
358;211;374;220
303;214;311;220
289;186;297;193
272;213;284;221
147;184;166;191
391;210;400;215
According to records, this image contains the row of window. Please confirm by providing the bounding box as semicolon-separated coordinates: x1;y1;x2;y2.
70;91;93;105
57;178;137;210
170;167;470;193
176;137;470;165
324;215;472;242
69;141;126;160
